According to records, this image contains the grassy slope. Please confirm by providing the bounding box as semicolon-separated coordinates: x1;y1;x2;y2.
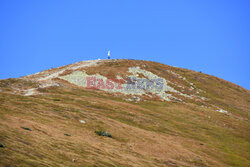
0;60;249;167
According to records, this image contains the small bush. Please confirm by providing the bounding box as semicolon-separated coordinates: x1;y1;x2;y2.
21;127;32;131
95;130;112;138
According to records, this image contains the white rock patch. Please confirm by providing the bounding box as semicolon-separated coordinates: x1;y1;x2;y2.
59;66;201;101
128;67;194;100
38;60;100;81
24;88;37;96
217;109;228;114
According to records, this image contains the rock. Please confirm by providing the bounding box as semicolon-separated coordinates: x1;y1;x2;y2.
21;127;32;131
0;142;4;148
79;120;86;124
72;159;76;163
217;109;228;114
125;98;133;102
64;133;71;136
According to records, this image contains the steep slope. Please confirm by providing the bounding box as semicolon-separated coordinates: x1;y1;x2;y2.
0;59;249;167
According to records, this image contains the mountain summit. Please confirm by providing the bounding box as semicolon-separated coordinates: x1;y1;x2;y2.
0;59;249;166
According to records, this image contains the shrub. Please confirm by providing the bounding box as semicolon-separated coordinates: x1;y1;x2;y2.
21;127;32;131
95;130;112;138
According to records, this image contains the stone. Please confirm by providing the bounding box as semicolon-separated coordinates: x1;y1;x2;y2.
79;120;86;124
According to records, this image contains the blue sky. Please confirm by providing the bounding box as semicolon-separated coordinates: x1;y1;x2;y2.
0;0;249;89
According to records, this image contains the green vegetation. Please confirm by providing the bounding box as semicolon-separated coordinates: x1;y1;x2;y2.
21;127;32;131
95;130;112;138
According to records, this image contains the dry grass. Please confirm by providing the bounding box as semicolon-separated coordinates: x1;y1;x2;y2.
0;60;249;167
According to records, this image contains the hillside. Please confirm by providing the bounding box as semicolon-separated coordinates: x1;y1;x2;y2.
0;59;249;167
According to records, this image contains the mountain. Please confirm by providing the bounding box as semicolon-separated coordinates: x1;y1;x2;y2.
0;59;249;167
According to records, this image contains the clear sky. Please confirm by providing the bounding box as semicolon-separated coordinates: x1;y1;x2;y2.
0;0;249;89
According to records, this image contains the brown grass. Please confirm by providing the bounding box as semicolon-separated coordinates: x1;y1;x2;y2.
0;59;249;167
